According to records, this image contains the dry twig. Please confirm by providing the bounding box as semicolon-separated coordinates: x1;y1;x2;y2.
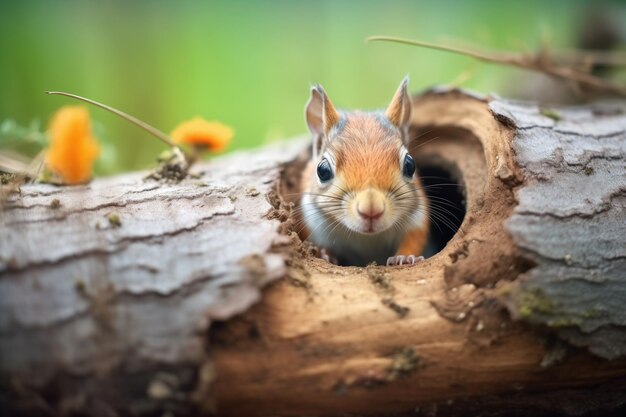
367;36;626;97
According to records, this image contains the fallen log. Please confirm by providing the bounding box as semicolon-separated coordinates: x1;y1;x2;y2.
1;89;625;416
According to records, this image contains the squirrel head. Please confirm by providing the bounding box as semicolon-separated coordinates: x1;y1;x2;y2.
302;77;423;235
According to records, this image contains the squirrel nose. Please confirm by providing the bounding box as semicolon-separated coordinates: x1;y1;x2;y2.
357;203;385;220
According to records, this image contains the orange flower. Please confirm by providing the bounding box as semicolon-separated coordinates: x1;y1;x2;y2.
46;106;99;184
171;118;233;152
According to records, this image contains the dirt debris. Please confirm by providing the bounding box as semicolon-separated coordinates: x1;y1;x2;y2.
107;212;122;228
246;187;260;197
541;340;569;369
0;173;17;185
382;297;410;318
239;254;267;278
540;107;562;121
365;265;413;318
366;265;393;292
145;147;189;183
388;347;420;381
286;258;312;290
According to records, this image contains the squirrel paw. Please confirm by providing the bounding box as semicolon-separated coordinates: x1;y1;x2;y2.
320;248;338;265
386;254;424;267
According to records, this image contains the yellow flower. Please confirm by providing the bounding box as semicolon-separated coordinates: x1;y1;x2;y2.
171;118;233;153
46;106;100;184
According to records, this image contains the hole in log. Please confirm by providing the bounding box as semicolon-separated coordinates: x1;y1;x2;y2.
277;124;486;266
408;125;485;258
417;164;466;258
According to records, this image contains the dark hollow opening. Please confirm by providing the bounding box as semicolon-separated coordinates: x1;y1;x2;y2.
281;146;468;266
418;164;466;258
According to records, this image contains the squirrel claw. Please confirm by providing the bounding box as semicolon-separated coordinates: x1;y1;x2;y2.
320;248;338;265
386;255;424;267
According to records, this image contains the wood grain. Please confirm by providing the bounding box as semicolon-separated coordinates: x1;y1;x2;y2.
1;89;625;416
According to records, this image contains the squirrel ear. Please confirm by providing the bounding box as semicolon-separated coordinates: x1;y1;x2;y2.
305;85;340;156
385;76;412;142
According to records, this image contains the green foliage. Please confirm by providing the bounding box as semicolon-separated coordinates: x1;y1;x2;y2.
0;119;47;154
0;0;608;174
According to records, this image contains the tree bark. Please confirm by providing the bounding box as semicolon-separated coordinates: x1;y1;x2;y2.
1;89;625;416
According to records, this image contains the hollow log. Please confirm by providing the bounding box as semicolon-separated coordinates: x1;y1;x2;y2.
1;89;625;416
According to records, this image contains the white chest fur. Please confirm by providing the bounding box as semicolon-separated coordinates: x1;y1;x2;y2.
301;194;425;266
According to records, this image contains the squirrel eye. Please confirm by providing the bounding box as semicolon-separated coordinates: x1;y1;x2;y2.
317;158;334;183
403;154;416;178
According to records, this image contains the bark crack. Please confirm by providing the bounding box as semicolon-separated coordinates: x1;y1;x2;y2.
516;124;626;140
1;208;235;274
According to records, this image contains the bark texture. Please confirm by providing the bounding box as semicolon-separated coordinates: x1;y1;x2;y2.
0;140;304;415
1;89;625;417
493;99;626;359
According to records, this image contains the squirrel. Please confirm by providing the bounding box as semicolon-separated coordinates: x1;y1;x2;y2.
299;76;429;267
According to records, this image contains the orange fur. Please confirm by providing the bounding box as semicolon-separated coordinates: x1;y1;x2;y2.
300;78;430;265
396;227;428;256
332;113;401;191
395;181;429;257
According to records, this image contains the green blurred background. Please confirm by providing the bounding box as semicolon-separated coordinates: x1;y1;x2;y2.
0;0;624;175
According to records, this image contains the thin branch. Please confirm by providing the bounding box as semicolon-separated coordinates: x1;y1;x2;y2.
550;49;626;67
368;36;519;63
46;91;177;147
367;36;626;97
